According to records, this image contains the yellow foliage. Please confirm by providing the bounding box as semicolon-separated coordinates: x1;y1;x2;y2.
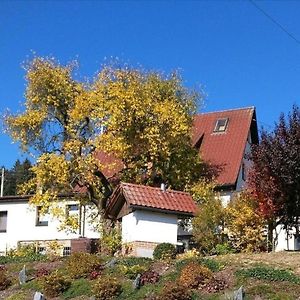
4;56;204;229
176;248;201;260
226;191;266;252
191;179;226;254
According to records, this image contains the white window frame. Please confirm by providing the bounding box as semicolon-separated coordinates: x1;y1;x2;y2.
214;118;228;133
36;207;49;226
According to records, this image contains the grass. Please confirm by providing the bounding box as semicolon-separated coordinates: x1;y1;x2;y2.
63;278;92;299
236;265;300;283
175;257;223;272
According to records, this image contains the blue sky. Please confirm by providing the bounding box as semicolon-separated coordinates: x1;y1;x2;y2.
0;0;300;168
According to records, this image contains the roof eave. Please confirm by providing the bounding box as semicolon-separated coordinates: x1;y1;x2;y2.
129;204;195;217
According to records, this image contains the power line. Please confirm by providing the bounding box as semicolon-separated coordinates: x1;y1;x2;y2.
249;0;300;45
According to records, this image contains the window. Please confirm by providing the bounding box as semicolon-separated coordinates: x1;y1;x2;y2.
63;247;71;256
214;118;228;132
242;162;246;181
67;204;79;212
0;211;7;232
37;247;46;255
36;207;49;226
66;204;79;216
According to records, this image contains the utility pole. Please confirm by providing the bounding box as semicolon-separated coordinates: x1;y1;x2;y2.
0;168;4;197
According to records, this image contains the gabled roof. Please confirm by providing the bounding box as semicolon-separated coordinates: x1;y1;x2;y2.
192;107;258;188
106;182;197;219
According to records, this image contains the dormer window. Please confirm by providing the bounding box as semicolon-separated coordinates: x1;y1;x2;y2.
214;118;228;132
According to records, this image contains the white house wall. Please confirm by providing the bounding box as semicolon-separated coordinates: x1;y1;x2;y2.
122;210;178;244
274;224;300;252
0;200;99;255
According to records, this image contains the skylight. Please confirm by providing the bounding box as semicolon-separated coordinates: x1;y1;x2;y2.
214;118;228;132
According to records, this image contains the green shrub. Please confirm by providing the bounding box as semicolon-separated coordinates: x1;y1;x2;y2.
92;276;122;300
160;282;192;300
175;257;221;273
199;258;222;272
63;278;92;299
0;245;47;264
40;270;71;298
214;243;234;255
236;266;300;283
65;252;102;279
0;254;46;264
100;228;122;256
0;268;11;291
118;257;152;267
153;243;176;260
119;264;148;279
179;262;212;288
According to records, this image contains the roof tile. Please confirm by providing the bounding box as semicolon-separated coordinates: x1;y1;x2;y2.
111;182;197;215
192;107;256;186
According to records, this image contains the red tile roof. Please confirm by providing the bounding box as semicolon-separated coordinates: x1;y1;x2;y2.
192;107;258;187
94;151;124;179
106;182;197;217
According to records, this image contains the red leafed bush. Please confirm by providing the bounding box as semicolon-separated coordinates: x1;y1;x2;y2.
35;267;50;278
140;271;160;285
89;270;101;280
0;269;11;291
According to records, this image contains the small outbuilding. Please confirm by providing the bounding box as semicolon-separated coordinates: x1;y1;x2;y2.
105;182;197;258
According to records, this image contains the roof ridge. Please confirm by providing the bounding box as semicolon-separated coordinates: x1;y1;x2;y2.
196;106;255;116
120;182;190;195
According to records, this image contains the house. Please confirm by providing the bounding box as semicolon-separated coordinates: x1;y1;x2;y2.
105;182;197;257
0;194;99;256
192;107;259;205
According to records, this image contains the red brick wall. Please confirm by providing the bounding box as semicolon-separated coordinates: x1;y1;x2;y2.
71;238;92;253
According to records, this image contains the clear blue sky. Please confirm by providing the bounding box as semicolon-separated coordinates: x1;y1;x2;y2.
1;0;299;168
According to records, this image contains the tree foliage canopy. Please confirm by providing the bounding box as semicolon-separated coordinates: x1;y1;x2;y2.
4;57;204;215
249;105;300;229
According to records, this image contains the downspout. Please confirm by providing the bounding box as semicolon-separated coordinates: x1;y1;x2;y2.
79;205;82;236
82;205;86;237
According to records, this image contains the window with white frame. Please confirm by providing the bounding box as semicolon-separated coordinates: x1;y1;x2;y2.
214;118;228;133
0;211;7;232
63;246;71;256
36;207;49;226
66;204;79;216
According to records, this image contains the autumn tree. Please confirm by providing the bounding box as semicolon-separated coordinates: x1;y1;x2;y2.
191;180;226;254
249;105;300;248
4;57;204;220
226;192;266;252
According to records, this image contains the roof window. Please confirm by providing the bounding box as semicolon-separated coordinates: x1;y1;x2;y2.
214;118;228;132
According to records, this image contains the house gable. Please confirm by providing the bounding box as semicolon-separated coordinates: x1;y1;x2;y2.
192;107;258;189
